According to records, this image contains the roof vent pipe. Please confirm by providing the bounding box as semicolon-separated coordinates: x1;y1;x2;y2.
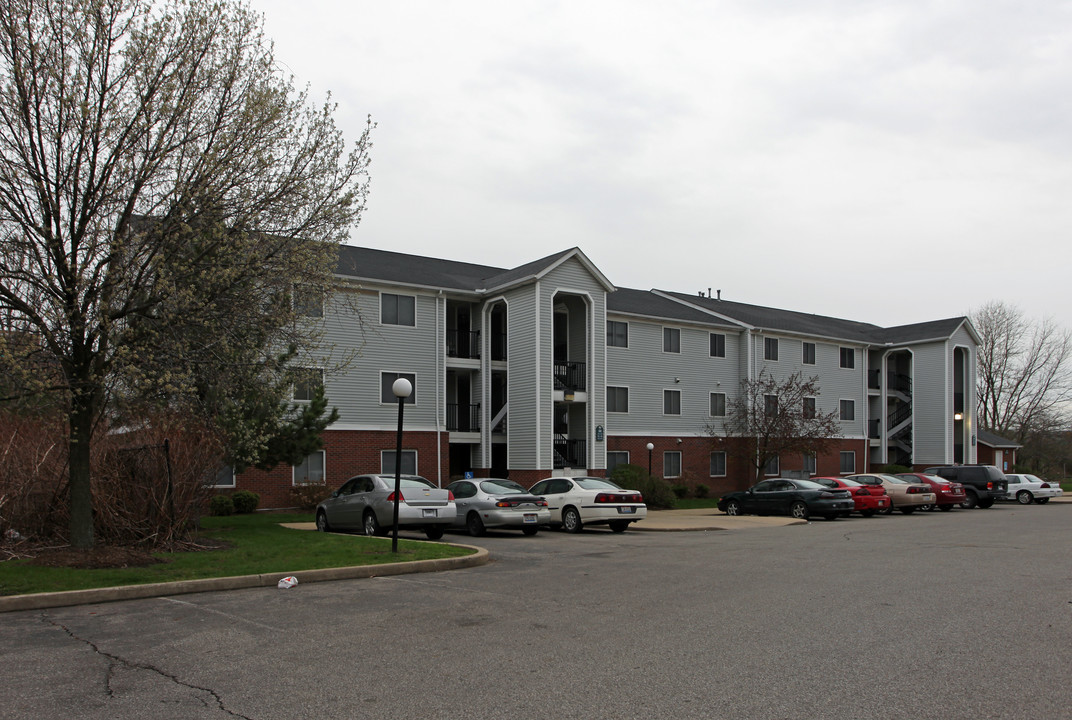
717;289;722;301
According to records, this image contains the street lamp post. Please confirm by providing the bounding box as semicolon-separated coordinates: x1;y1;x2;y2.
391;377;413;553
646;442;654;478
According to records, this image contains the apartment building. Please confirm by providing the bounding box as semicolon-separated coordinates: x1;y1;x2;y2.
227;246;980;508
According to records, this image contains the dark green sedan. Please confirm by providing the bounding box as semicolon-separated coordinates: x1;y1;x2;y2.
717;479;854;521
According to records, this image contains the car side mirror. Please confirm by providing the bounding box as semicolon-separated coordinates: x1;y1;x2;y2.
331;490;339;498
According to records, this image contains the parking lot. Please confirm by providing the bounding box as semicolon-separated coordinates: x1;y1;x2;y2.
2;503;1070;719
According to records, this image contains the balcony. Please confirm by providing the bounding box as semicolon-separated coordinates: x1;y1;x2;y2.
446;403;480;432
553;436;586;469
446;330;480;359
553;361;586;393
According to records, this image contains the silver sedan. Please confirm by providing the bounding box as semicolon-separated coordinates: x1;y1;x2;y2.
315;474;456;540
446;478;551;536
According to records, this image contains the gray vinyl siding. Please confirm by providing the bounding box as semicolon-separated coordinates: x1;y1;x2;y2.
748;333;867;438
505;285;539;470
909;341;949;464
605;316;740;436
321;287;442;431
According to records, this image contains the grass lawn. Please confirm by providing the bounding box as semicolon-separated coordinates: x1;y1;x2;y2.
0;513;475;597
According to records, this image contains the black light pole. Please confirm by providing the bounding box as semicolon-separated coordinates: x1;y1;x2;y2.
646;442;654;478
391;377;413;553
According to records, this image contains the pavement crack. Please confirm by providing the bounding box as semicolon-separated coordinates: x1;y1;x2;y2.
42;614;255;719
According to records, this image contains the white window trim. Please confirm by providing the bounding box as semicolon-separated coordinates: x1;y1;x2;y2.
663;388;682;416
839;398;855;421
293;367;324;403
663;450;682;479
381;449;418;476
764;337;779;362
840;346;855;369
292;450;326;486
380;292;416;327
212;465;236;488
840;450;856;475
710;333;726;358
607;451;630;472
802;341;816;365
381;371;417;405
607;320;629;349
803;395;816;418
803;453;817;476
663;327;681;354
607;385;630;414
764;454;780;476
709;451;727;478
710;391;727;417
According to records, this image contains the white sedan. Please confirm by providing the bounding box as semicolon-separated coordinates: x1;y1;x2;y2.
1003;474;1064;505
528;476;647;533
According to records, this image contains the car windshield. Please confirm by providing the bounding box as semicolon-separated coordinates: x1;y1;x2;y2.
794;480;826;490
481;479;527;494
813;478;838;488
575;478;623;490
838;479;862;487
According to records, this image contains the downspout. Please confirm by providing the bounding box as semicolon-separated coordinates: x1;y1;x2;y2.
436;291;443;486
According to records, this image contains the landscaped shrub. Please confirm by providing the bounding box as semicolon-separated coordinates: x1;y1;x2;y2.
610;463;676;509
694;484;709;498
210;495;235;516
879;464;912;474
231;490;260;514
671;483;690;499
289;482;333;511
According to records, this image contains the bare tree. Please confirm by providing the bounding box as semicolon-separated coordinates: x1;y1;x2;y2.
0;0;372;547
972;301;1072;444
707;371;842;484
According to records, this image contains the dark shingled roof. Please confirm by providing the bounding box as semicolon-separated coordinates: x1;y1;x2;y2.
609;287;738;327
335;246;593;294
977;429;1022;448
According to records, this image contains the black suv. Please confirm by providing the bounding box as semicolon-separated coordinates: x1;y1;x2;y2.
921;465;1008;509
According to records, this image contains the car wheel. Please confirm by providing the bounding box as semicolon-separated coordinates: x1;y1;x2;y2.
562;506;584;533
424;527;445;540
900;506;916;514
363;510;382;537
466;512;486;537
789;501;809;520
882;504;894;515
977;498;995;509
609;520;630;533
938;504;954;512
521;526;539;536
860;509;876;518
315;510;331;532
1016;490;1033;505
724;499;742;516
1034;498;1050;504
960;492;978;510
917;503;933;512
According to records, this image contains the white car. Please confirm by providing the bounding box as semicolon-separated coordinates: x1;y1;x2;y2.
1003;474;1064;505
528;476;647;533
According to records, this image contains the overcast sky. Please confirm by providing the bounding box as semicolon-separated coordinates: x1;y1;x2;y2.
248;0;1072;329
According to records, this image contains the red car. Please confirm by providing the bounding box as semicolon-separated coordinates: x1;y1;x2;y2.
896;473;966;511
813;477;890;517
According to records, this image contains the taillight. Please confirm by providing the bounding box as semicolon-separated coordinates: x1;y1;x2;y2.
595;492;643;504
1040;483;1051;488
495;500;512;507
986;482;994;490
386;491;405;503
908;486;925;494
536;499;548;506
448;490;455;501
855;487;870;496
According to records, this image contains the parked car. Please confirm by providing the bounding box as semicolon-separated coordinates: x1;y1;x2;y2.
527;476;646;533
717;478;855;521
846;474;936;514
446;478;551;536
895;473;966;511
921;465;1008;509
1003;474;1064;505
812;476;890;517
315;474;456;540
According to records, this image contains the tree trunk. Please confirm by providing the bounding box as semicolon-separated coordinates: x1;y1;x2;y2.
68;396;96;549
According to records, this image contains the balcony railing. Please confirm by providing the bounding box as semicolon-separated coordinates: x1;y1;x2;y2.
446;330;481;359
446;403;480;432
553;436;586;469
553;361;586;392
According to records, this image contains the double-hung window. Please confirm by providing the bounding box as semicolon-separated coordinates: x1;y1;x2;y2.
664;389;681;415
381;372;416;404
710;333;726;357
710;392;726;417
764;337;779;361
381;293;416;326
663;327;680;353
607;386;629;413
607;321;628;348
293;368;324;402
802;342;816;365
840;347;855;369
663;451;682;478
840;399;855;421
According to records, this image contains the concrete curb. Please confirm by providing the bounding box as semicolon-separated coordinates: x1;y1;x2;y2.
0;544;489;614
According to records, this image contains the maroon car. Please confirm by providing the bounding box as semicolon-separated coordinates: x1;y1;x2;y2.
896;473;966;512
813;476;890;517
